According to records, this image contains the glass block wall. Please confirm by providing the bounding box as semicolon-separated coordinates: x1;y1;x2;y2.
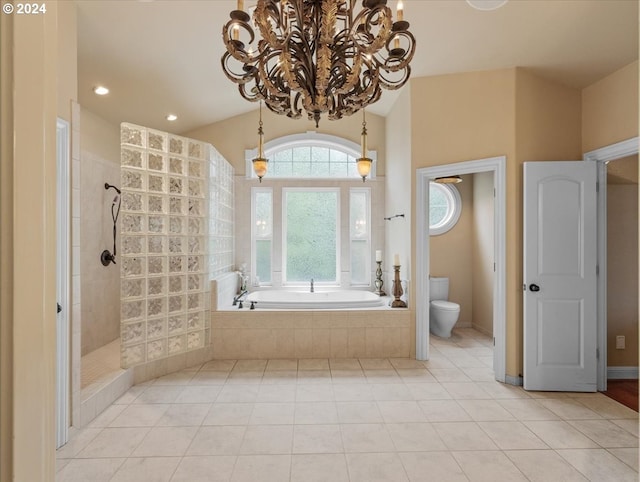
209;148;234;276
119;123;234;368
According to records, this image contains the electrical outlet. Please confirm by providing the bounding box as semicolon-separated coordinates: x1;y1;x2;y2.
616;335;626;350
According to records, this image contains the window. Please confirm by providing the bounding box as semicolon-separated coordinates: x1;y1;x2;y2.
247;134;379;288
283;188;339;284
252;188;272;284
429;182;461;235
350;189;370;284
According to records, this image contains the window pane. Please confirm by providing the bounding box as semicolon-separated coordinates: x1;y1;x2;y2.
429;184;450;227
350;190;369;285
311;162;331;176
273;159;293;177
330;162;348;177
351;240;368;284
292;147;311;163
292;160;311;177
312;147;330;163
430;206;448;226
350;191;367;240
285;191;337;282
255;192;272;237
428;182;462;235
347;156;359;177
256;240;271;283
274;149;292;163
330;150;348;163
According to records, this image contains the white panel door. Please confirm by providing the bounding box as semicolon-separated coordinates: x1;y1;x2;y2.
523;161;597;392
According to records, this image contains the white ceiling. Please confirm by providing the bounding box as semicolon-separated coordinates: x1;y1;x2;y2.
76;0;639;134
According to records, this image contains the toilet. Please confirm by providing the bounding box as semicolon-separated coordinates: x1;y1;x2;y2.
429;277;460;338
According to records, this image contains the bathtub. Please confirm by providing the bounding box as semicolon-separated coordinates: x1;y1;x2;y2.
246;290;385;310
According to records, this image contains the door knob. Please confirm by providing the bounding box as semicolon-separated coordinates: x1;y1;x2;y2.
529;284;540;292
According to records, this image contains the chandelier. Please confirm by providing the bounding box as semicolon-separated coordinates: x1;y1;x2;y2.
222;0;415;127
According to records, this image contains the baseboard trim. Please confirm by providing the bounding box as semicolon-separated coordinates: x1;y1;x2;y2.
471;324;493;337
607;366;639;380
505;375;523;386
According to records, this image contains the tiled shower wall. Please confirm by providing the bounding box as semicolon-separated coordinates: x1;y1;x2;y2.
80;149;121;355
119;123;234;368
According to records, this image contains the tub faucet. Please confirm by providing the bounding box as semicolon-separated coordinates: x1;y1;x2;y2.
310;278;314;293
233;290;248;306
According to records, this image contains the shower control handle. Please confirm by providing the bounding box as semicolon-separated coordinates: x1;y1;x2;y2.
529;283;540;292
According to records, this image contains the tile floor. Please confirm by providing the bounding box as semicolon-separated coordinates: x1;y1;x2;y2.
57;328;639;482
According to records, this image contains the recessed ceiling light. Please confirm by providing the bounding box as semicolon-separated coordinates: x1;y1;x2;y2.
166;114;178;121
466;0;508;11
93;86;109;96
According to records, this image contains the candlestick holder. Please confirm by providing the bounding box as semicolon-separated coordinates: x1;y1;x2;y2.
391;265;407;308
374;260;385;296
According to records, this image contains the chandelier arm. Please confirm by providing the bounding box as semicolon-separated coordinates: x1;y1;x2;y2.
376;65;412;90
383;31;416;72
350;5;393;56
320;0;339;45
221;52;259;85
332;41;364;95
222;19;257;64
238;83;263;103
315;0;339;110
255;0;286;50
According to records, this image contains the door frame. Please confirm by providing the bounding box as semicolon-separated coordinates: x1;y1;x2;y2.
56;118;71;447
584;136;639;392
416;156;507;383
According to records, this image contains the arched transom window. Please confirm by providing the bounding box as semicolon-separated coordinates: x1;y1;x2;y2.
245;132;377;180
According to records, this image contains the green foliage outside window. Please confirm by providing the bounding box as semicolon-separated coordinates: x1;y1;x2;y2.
285;191;338;282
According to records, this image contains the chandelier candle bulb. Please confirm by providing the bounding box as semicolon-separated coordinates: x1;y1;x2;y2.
397;1;404;21
237;0;244;11
394;253;400;266
376;250;382;262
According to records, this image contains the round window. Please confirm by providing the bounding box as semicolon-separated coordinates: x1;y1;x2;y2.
429;182;461;235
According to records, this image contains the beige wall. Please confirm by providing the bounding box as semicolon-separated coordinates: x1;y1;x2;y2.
384;87;412;314
80;108;121;355
1;3;60;480
581;60;639;372
430;175;474;326
185;108;386;176
472;171;494;335
57;0;77;122
409;69;518;374
514;68;583;377
409;68;582;378
607;178;638;367
582;61;639;153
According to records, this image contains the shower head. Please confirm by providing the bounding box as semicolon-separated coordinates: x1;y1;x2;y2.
104;182;121;195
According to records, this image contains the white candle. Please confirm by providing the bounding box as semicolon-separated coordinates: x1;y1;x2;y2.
394;254;400;266
376;250;382;262
397;1;404;21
